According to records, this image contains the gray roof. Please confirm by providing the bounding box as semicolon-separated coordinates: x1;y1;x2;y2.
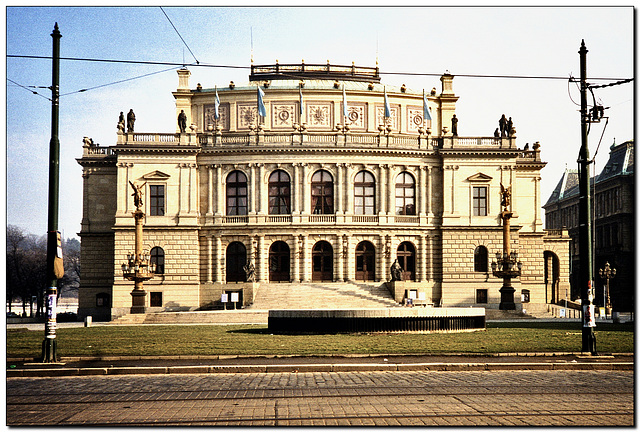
198;80;423;96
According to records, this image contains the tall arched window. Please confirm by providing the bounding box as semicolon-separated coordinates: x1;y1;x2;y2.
397;242;416;281
226;170;248;216
311;170;334;214
150;246;165;274
474;246;488;272
395;172;416;215
269;170;291;215
354;171;375;215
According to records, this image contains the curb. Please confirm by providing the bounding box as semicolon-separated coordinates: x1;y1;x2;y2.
6;362;633;377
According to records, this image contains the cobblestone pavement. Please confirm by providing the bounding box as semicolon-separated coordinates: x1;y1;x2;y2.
7;370;633;426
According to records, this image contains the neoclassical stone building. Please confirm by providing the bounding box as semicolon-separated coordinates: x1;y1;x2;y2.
77;62;569;320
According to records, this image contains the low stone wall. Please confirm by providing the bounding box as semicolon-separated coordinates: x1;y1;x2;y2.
268;307;485;334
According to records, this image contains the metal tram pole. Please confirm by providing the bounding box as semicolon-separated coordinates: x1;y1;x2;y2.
578;40;597;354
41;23;62;362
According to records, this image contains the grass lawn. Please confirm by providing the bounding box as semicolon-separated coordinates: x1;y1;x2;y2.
6;322;633;358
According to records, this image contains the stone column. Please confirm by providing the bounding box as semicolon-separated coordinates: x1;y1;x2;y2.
345;164;354;215
379;165;387;216
419;166;427;216
426;166;433;216
259;164;267;215
248;163;256;215
257;235;266;282
207;165;214;216
387;165;394;215
214;235;223;282
344;235;354;281
207;235;213;283
336;235;344;282
301;235;310;282
336;163;343;214
419;234;427;282
377;235;386;282
214;165;223;216
301;163;310;215
293;234;301;282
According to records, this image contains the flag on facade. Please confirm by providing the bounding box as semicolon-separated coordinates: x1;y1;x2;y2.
214;86;220;120
384;86;391;118
299;84;304;119
423;90;432;122
257;86;266;117
342;84;348;119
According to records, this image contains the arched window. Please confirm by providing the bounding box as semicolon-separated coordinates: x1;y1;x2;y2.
269;170;291;215
474;246;488;272
354;171;375;215
312;241;333;281
226;170;248;216
311;170;334;214
226;241;247;282
150;246;165;274
269;241;290;282
395;172;416;215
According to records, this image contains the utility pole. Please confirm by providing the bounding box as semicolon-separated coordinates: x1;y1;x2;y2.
578;40;596;354
41;23;62;362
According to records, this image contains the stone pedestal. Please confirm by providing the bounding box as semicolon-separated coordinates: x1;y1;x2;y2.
130;289;147;314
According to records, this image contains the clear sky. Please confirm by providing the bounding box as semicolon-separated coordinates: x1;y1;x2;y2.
5;6;634;239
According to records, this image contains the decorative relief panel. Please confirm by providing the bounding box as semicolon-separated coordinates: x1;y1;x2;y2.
376;105;399;130
272;104;296;129
407;106;428;133
237;104;258;130
306;103;332;129
345;103;366;130
204;103;229;131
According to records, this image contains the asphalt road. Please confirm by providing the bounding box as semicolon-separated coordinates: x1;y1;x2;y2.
7;370;633;426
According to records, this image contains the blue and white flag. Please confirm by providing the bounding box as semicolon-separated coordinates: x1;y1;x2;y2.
384;86;391;118
257;86;266;117
299;85;304;118
342;84;348;119
214;86;220;120
423;90;432;122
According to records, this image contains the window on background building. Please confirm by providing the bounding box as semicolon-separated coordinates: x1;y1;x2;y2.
311;170;334;214
474;246;488;272
149;185;165;216
395;172;416;215
472;186;487;216
354;171;375;215
476;289;488;304
150;246;165;274
226;170;248;216
268;170;291;215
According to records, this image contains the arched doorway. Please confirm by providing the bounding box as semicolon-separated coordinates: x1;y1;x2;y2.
269;241;290;282
396;242;416;281
544;251;560;304
312;241;333;281
226;242;247;282
356;241;376;281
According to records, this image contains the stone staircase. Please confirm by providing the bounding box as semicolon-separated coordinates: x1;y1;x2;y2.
249;281;400;310
109;281;400;324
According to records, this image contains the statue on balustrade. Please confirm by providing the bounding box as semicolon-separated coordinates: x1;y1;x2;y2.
507;117;514;137
499;114;508;137
178;110;187;133
127;109;136;133
451;114;458;136
117;111;125;132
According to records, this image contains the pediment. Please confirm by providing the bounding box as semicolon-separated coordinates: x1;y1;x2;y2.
142;170;171;180
466;172;493;182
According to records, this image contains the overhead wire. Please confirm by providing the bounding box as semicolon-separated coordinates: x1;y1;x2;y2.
6;78;51;101
159;7;199;65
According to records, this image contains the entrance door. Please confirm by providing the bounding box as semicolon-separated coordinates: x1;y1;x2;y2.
397;242;416;281
356;241;376;281
226;241;247;282
269;241;290;282
312;241;333;281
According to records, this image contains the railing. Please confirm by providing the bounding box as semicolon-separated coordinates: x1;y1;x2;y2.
394;215;420;224
544;229;568;238
222;216;249;224
132;133;179;143
83;146;115;157
352;215;379;223
309;215;336;223
267;215;292;223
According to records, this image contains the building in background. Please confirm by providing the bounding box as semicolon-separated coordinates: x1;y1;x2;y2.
77;62;568;320
544;139;634;312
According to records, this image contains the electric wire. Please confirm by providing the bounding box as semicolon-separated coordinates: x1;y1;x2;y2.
6;78;51;101
159;7;199;65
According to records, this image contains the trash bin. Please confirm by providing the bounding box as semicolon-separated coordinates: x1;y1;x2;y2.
84;316;92;327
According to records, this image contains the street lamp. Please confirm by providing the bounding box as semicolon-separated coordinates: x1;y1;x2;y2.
598;262;616;319
491;184;523;310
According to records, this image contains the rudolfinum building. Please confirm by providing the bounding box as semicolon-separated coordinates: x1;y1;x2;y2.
77;62;570;321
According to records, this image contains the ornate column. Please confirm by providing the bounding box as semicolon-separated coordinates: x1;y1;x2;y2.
336;235;344;282
257;235;266;282
419;166;427;216
292;234;301;282
248;163;256;215
301;163;309;215
387;165;394;215
336;163;343;214
259;164;267;215
345;164;354;215
301;235;310;282
419;234;427;282
344;234;354;281
426;166;433;216
379;164;387;216
207;235;213;283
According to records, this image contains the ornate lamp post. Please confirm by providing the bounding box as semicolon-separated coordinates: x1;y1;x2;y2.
598;262;616;319
122;181;155;314
491;184;522;310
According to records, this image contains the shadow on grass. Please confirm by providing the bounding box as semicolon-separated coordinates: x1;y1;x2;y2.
227;327;271;335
